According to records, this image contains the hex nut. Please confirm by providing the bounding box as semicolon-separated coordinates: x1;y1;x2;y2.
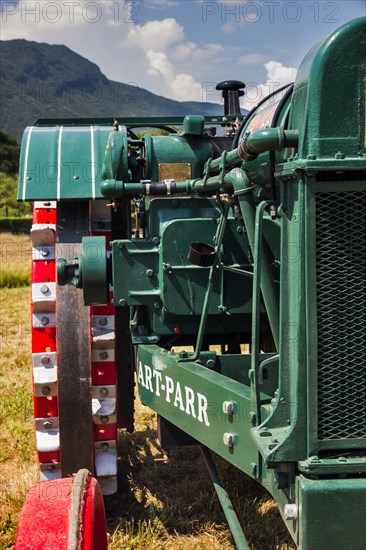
222;401;234;415
284;504;298;521
223;432;235;447
43;420;52;429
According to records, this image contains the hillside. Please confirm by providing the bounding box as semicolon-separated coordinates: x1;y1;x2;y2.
0;40;227;141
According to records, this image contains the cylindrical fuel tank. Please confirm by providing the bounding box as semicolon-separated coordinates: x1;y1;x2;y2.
235;83;294;200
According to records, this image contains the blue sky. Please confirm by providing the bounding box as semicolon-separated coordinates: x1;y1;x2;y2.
1;1;365;107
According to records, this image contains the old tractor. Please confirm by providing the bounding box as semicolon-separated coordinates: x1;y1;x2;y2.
14;17;366;550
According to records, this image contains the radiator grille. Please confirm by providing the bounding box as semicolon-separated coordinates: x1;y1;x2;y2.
316;190;366;440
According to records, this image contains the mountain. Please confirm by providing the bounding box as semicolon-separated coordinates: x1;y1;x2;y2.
0;40;229;141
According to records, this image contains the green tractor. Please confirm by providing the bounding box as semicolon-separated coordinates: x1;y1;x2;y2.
15;18;366;550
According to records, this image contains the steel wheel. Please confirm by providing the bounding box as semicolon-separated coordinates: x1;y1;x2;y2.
30;200;119;494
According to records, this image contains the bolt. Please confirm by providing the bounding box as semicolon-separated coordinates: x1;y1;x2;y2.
40;316;49;326
146;269;154;278
100;387;109;397
222;401;234;415
99;351;109;360
249;411;256;426
100;416;109;424
118;243;125;250
119;299;126;306
223;432;235;447
152;237;159;245
43;420;52;429
41;356;50;365
47;464;55;471
99;317;108;327
42;386;51;396
179;351;188;358
153;301;162;310
335;151;345;159
206;359;215;369
40;249;49;257
284;504;297;521
40;284;49;294
222;116;228;122
250;462;257;477
280;397;286;403
101;443;109;452
307;154;316;160
73;175;79;180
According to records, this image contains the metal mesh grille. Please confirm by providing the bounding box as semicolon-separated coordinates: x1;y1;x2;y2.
316;190;366;440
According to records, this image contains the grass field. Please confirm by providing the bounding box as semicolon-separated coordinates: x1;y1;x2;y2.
0;233;295;550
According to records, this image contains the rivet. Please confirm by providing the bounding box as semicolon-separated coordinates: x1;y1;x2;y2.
42;386;51;396
40;316;49;326
99;317;108;327
99;351;109;360
146;269;154;278
40;284;49;294
100;387;109;397
100;416;109;424
41;356;50;365
43;420;52;429
40;249;49;257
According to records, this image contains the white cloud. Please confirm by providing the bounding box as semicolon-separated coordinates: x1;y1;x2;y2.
241;61;297;110
145;0;179;9
126;17;184;52
264;61;297;87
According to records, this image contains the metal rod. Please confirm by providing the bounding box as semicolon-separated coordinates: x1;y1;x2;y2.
225;169;279;351
251;200;274;425
200;446;250;550
182;203;230;362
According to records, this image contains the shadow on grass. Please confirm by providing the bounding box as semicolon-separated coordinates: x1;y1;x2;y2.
104;425;295;550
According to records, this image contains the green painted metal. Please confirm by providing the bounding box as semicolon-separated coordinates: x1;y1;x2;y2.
18;125;112;201
33;115;243;127
200;446;250;550
297;476;366;550
57;236;108;305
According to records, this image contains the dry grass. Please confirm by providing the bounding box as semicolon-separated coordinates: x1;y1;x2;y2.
0;235;295;550
0;233;31;288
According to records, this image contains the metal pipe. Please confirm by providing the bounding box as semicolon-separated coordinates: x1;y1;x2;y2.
224;168;279;350
207;128;298;174
200;446;250;550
